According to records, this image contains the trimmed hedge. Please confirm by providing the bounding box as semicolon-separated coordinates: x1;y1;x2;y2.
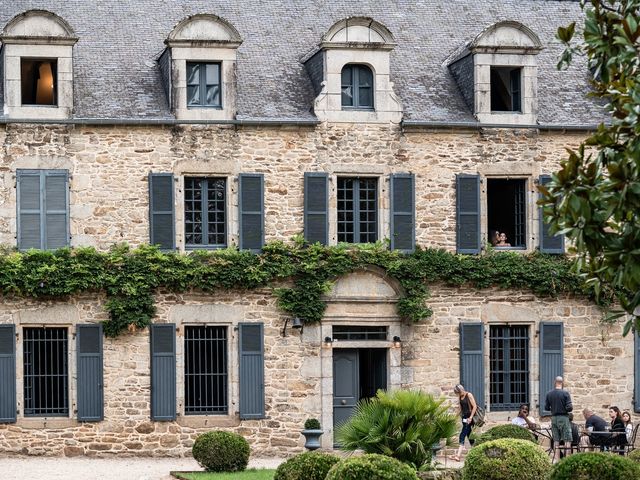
192;431;250;472
549;452;640;480
628;448;640;463
462;438;551;480
473;424;537;445
274;452;340;480
325;454;418;480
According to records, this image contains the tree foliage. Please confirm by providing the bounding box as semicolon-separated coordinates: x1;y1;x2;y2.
542;0;640;334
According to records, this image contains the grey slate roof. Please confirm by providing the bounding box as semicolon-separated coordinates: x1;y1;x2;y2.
0;0;605;124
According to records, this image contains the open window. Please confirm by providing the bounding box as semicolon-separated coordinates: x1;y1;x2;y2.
341;64;374;110
487;178;527;249
490;67;521;112
21;59;57;106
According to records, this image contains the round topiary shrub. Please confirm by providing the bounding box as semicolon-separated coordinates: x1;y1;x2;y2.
473;424;537;445
462;438;551;480
325;454;418;480
192;431;250;472
628;449;640;464
274;451;340;480
304;418;322;430
549;452;640;480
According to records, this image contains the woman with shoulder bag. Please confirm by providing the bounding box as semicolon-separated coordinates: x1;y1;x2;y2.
452;384;477;462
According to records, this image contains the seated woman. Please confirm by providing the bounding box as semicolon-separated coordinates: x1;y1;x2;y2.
623;410;633;444
608;406;627;453
511;404;537;430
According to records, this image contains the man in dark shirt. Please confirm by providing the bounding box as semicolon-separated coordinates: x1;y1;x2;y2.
545;376;573;459
583;408;608;450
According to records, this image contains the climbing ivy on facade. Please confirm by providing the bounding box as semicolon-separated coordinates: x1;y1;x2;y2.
0;241;603;337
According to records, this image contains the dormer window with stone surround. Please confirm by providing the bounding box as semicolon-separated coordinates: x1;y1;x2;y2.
448;21;542;125
0;10;77;119
159;14;242;121
303;17;402;123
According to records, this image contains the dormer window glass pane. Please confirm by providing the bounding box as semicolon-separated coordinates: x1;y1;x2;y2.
187;62;221;108
490;67;521;112
341;64;374;110
21;59;57;106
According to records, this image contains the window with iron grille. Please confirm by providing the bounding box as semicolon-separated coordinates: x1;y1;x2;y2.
337;177;378;243
341;64;374;110
332;326;388;341
185;177;226;248
487;178;527;248
187;62;222;108
184;326;228;415
489;325;529;410
23;327;69;417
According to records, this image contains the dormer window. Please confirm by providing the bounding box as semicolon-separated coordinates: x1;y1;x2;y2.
341;64;373;110
187;62;221;108
490;67;521;113
21;59;57;106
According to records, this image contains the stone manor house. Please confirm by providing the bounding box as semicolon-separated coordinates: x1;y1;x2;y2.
0;0;637;457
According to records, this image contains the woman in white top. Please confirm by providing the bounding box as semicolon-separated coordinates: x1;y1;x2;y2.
511;404;538;430
622;411;633;444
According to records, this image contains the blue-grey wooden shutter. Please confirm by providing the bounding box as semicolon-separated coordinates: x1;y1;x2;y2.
17;170;42;249
539;175;565;254
539;322;563;416
44;171;70;249
635;332;640;413
304;172;329;245
150;323;176;421
148;173;175;250
459;323;484;407
390;173;415;252
456;174;481;254
0;325;16;423
77;324;103;422
239;323;265;420
238;174;264;251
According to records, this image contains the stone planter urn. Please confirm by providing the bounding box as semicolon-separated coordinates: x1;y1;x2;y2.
302;418;324;450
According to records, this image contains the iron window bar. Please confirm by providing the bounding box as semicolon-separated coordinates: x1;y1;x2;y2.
185;177;227;249
489;325;530;411
332;326;388;341
337;177;378;244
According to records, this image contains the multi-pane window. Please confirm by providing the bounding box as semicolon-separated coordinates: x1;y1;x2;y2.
21;59;57;106
332;326;388;341
337;177;378;243
184;326;228;415
341;64;374;109
490;67;521;112
184;177;226;248
489;325;529;410
23;327;69;417
487;178;526;248
187;62;222;108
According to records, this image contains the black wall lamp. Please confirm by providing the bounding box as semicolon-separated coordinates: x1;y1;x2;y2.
323;336;333;348
393;336;402;348
282;317;304;337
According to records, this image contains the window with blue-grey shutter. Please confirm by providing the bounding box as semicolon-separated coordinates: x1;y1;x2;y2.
149;173;175;250
150;323;176;421
304;173;329;245
0;325;16;423
390;173;415;252
635;332;640;413
17;169;69;250
239;323;265;420
539;322;563;416
238;174;264;251
539;175;564;254
456;174;481;254
459;323;484;407
77;324;103;422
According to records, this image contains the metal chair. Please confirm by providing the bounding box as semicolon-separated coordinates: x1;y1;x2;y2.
625;424;640;455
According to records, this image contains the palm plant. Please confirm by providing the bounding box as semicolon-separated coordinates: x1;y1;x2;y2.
335;389;457;470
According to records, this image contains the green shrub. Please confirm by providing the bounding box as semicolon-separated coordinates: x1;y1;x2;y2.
335;390;456;469
274;452;340;480
325;454;418;480
192;431;250;472
304;418;321;430
473;424;537;445
628;449;640;463
462;438;551;480
549;452;640;480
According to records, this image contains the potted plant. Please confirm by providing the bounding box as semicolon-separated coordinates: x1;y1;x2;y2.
302;418;324;450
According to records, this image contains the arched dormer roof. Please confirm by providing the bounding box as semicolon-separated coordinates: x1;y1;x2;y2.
166;13;242;47
470;20;542;53
325;266;403;302
321;17;395;50
1;9;77;44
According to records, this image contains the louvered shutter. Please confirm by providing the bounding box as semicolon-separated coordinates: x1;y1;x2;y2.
17;170;43;249
148;173;175;250
239;323;265;420
0;325;16;423
456;174;481;254
539;322;563;416
539;175;565;254
44;171;69;249
390;173;415;252
304;173;328;245
459;323;484;407
77;324;103;421
150;323;176;421
635;332;640;413
239;174;264;251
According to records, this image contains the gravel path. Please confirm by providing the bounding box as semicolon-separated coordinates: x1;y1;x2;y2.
0;457;284;480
